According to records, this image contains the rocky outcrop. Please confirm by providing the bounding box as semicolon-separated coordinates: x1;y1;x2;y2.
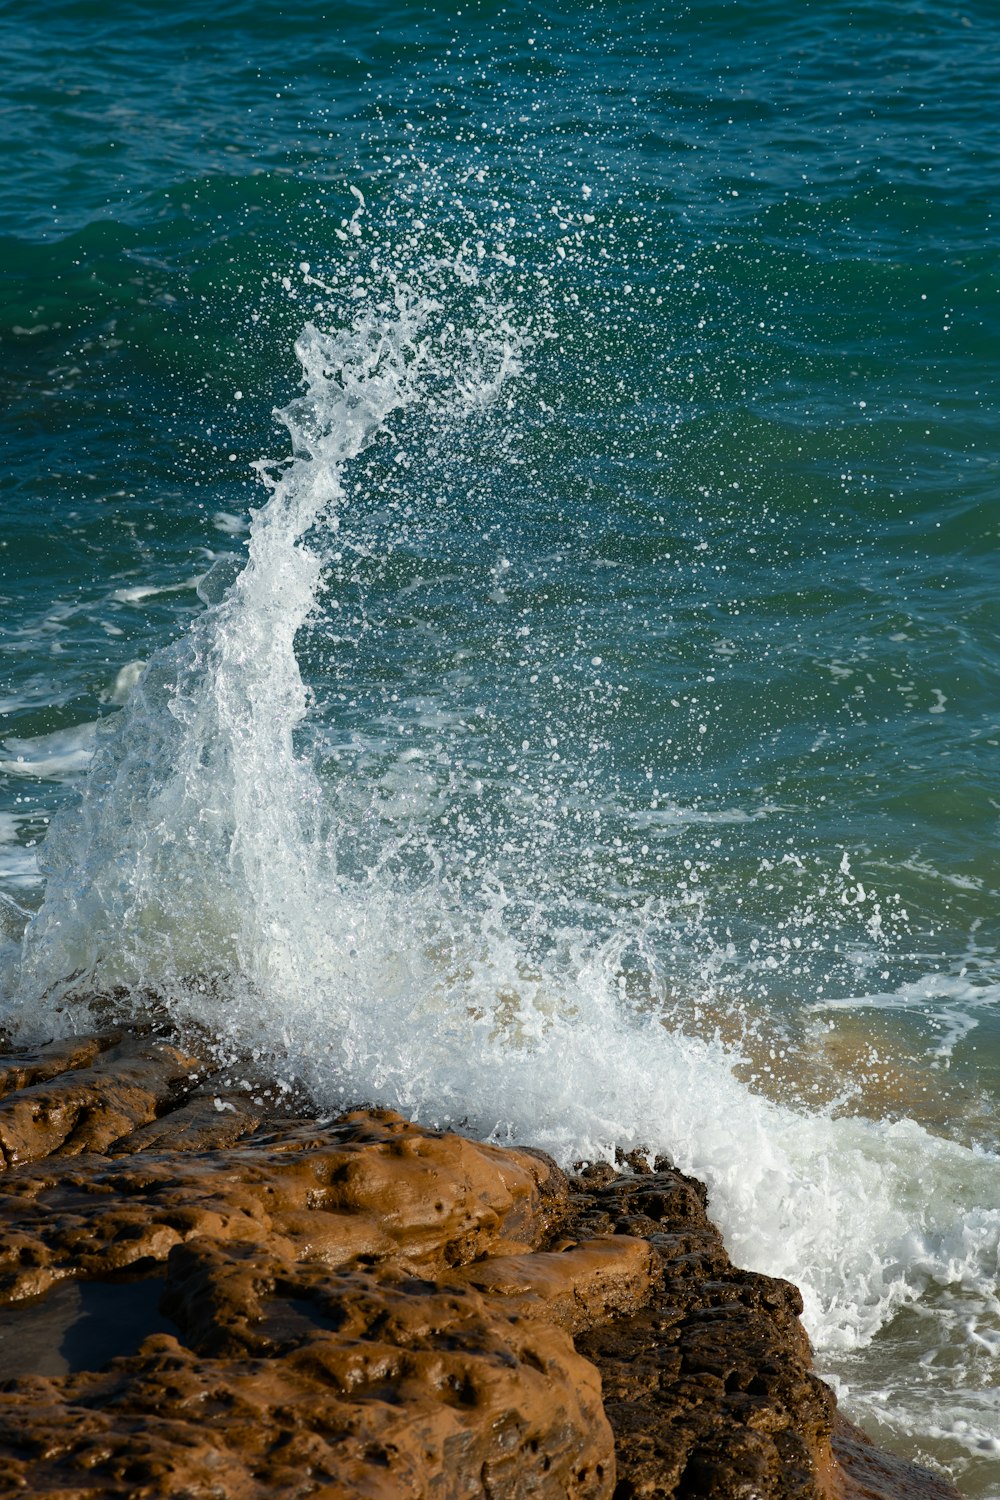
0;1031;961;1499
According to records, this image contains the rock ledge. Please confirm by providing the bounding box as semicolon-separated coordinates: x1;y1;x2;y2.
0;1031;961;1499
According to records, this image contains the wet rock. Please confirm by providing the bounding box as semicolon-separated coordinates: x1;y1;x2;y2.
0;1106;570;1304
455;1235;657;1333
0;1032;120;1097
570;1169;832;1500
0;1032;963;1499
829;1415;964;1500
0;1276;611;1499
107;1089;263;1154
0;1034;206;1169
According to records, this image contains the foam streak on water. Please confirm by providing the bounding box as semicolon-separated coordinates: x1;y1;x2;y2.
7;290;1000;1480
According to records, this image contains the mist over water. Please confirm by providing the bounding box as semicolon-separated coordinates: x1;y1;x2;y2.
3;3;1000;1491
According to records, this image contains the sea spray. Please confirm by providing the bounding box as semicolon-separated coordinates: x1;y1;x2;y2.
13;286;523;1014
6;276;1000;1476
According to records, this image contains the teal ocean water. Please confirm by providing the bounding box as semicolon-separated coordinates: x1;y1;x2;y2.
2;1;999;1489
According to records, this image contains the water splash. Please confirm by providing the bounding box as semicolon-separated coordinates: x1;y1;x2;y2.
6;264;1000;1484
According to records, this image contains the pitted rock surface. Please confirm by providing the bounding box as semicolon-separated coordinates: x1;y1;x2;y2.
0;1033;962;1499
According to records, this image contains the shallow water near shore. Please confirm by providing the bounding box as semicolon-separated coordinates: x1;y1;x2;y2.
2;2;1000;1492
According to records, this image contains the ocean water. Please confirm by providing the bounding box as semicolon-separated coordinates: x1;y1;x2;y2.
1;0;999;1490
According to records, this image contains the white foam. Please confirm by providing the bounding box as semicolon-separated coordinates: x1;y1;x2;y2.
99;661;146;707
3;277;998;1478
900;856;990;894
211;511;249;535
629;800;784;830
108;577;202;605
0;846;41;889
812;973;1000;1060
0;819;40;903
1;723;98;780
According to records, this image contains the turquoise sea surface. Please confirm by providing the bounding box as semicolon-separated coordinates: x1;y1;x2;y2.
2;2;999;1490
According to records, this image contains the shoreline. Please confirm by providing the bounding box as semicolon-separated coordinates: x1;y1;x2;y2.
0;1028;962;1499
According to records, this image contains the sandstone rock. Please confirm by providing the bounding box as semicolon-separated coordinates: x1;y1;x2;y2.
0;1031;963;1500
0;1032;120;1097
0;1085;612;1497
455;1235;657;1334
107;1089;263;1154
0;1034;206;1169
0;1276;612;1499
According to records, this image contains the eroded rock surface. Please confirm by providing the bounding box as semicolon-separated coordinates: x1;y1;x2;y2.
0;1032;961;1499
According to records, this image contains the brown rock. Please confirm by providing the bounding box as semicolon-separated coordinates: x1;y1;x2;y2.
0;1031;964;1500
455;1235;657;1333
0;1107;568;1305
107;1089;263;1154
570;1169;833;1499
0;1035;206;1169
0;1277;612;1499
0;1033;121;1098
